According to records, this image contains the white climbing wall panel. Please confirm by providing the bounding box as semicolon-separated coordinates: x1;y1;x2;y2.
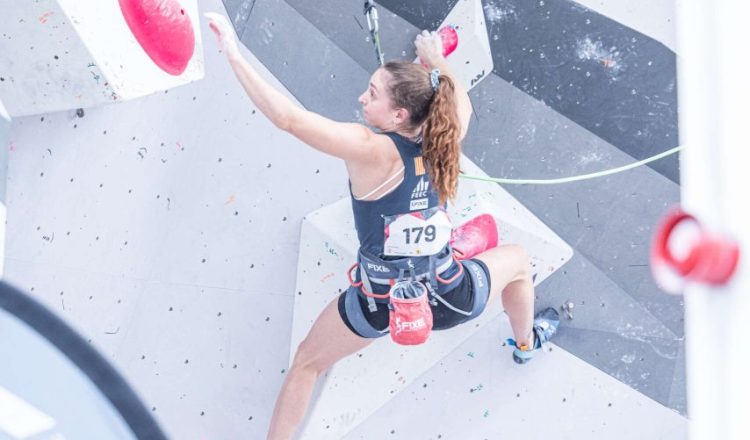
0;100;9;276
0;0;204;117
414;0;494;91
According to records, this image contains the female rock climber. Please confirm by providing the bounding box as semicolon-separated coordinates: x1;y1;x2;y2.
205;12;559;440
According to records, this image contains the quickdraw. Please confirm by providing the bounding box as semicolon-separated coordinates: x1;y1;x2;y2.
363;0;385;66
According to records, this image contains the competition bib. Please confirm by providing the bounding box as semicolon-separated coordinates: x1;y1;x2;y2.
383;206;452;256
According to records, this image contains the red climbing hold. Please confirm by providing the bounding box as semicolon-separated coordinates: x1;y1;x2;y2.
651;207;740;293
119;0;195;75
451;214;499;260
438;25;459;57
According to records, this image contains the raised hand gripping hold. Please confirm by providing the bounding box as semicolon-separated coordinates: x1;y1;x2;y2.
415;30;444;68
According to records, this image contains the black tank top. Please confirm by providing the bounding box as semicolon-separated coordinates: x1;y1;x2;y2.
349;132;463;293
350;132;442;255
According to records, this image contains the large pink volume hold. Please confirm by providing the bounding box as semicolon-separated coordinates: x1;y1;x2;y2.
119;0;195;75
451;214;499;260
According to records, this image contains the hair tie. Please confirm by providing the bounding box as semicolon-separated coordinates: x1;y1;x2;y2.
430;68;441;91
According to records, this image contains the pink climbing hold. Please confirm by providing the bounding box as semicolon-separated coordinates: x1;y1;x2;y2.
438;25;459;57
451;214;499;260
118;0;195;75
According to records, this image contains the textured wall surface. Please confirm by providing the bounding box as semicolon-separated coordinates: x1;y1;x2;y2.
3;7;345;436
0;0;204;117
1;0;686;438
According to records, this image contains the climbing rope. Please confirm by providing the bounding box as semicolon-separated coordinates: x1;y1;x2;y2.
459;145;683;185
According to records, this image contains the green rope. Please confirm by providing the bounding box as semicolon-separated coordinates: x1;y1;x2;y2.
459;145;683;185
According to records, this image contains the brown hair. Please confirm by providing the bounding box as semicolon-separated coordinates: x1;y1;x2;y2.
383;61;460;204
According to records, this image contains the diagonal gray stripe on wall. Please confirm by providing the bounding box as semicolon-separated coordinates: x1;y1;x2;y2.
378;0;680;183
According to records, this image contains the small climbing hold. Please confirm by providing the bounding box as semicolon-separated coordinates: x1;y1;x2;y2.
561;300;574;320
438;25;458;57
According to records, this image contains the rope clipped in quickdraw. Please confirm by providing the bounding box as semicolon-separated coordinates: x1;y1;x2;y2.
364;0;384;66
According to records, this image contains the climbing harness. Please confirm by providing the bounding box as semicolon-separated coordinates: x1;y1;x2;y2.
346;205;474;346
347;245;471;345
344;199;499;344
363;0;385;66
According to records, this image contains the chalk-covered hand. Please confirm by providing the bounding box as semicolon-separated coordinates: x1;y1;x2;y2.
205;12;239;56
415;30;444;68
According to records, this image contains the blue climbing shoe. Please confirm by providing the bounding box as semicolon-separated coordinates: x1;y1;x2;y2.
506;307;560;364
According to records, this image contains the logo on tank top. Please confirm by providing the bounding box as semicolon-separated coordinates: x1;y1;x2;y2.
414;157;426;176
410;176;429;210
411;176;429;199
